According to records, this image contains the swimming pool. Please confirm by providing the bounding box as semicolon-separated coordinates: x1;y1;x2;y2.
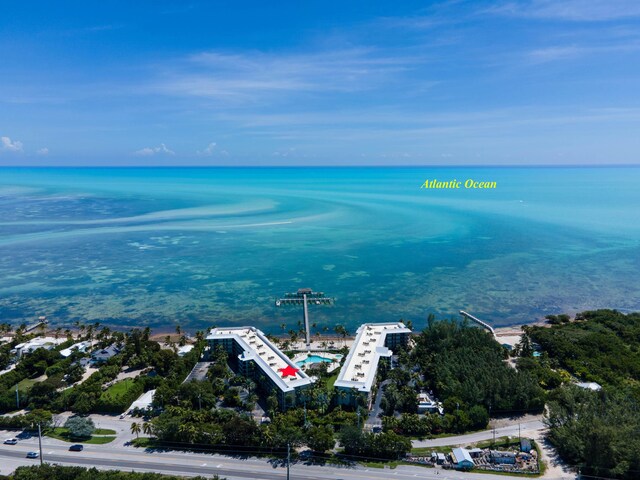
295;354;342;366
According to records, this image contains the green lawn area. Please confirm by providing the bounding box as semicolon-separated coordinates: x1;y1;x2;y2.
47;427;116;444
325;372;339;391
13;375;47;392
101;378;135;398
94;428;117;435
131;437;154;448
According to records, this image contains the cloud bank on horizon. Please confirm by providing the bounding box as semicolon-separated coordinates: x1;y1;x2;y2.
0;0;639;166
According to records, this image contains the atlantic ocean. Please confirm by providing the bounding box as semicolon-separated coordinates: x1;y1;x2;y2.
0;166;638;333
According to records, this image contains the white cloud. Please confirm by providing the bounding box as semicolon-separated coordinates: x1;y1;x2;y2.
527;42;640;63
151;48;423;102
1;136;24;153
134;143;175;156
36;147;49;155
490;0;640;21
196;142;216;156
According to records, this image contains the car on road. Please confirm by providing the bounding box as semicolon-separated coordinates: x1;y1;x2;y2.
26;452;39;458
3;438;18;445
69;444;84;451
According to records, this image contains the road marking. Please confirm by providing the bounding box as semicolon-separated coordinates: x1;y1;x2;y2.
216;464;222;468
201;463;206;466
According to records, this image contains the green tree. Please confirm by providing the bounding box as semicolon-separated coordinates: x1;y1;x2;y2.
130;422;141;439
64;416;95;438
306;425;335;453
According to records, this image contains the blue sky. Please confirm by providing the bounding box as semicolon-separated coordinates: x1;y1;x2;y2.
1;0;640;165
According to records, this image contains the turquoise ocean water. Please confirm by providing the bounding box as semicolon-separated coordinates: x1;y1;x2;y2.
0;167;639;332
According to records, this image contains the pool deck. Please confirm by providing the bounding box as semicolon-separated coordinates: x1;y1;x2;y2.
292;351;342;373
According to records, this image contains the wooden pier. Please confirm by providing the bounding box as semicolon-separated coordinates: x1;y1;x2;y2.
459;310;496;338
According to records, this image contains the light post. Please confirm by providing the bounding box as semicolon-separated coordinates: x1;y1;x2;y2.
37;422;43;465
286;442;291;480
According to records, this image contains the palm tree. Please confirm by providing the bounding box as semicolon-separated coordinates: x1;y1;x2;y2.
142;422;153;437
175;324;181;336
86;325;94;342
54;327;62;340
130;422;141;439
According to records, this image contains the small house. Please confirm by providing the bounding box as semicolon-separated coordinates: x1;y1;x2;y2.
91;344;121;363
451;448;475;470
520;438;532;452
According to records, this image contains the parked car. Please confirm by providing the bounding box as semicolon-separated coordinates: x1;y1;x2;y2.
26;452;39;459
3;438;18;445
69;444;84;451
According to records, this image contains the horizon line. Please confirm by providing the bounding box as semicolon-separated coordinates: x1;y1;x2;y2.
1;163;639;169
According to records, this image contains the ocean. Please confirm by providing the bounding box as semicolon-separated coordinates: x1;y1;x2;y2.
0;166;639;333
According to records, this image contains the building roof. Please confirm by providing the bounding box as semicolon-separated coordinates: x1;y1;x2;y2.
13;337;64;353
60;340;92;358
207;326;313;393
490;450;516;458
91;344;121;359
128;389;156;412
452;447;475;465
334;322;411;394
177;345;194;356
576;381;601;391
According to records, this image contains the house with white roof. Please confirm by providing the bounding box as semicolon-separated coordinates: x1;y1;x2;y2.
206;326;314;410
333;322;411;408
11;337;65;358
60;340;93;358
452;447;475;470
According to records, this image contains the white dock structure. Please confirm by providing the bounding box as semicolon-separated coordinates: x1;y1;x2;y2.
334;322;411;408
207;326;314;410
459;310;495;337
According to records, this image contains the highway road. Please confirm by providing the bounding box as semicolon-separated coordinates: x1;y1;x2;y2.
0;434;574;480
411;420;546;448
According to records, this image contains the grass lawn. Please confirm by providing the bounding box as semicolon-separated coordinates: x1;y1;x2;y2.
94;428;117;435
131;437;154;448
47;427;116;444
102;378;136;398
325;372;339;391
12;375;47;392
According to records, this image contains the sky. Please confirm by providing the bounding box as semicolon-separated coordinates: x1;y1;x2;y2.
1;0;640;166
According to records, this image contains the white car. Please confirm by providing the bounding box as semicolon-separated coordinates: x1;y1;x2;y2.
3;438;18;445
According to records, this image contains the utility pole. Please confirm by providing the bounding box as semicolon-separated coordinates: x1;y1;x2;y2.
15;385;19;409
198;393;202;410
37;423;43;465
518;423;521;444
286;442;291;480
